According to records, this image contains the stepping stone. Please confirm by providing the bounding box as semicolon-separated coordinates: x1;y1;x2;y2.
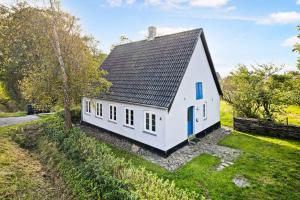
233;176;250;188
225;161;234;165
216;165;225;171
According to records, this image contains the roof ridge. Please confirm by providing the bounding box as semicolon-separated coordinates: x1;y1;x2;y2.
114;28;202;48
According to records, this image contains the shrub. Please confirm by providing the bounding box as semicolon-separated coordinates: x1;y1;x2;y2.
39;117;200;200
57;107;81;123
11;124;42;149
221;64;286;121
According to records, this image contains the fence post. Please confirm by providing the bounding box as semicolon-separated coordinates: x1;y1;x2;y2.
232;109;235;129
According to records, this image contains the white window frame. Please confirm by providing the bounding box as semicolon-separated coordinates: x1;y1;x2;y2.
203;102;207;120
124;107;134;128
95;102;103;118
108;104;117;122
144;111;156;135
85;100;91;114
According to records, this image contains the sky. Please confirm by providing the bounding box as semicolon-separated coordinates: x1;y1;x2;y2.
2;0;300;76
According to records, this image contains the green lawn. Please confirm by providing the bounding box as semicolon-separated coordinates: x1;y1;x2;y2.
98;101;300;199
220;100;300;127
0;111;27;118
220;100;233;127
281;105;300;126
108;131;300;200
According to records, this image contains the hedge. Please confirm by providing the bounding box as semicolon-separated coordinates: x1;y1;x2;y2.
37;116;201;200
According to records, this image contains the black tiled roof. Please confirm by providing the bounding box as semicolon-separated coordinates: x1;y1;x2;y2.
99;28;222;109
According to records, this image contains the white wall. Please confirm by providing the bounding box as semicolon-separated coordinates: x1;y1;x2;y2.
82;98;168;151
165;36;220;150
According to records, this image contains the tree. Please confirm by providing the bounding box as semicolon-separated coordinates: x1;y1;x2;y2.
293;26;300;70
276;71;300;106
10;1;111;131
49;0;72;129
222;64;285;121
223;65;261;119
111;35;131;50
0;3;44;105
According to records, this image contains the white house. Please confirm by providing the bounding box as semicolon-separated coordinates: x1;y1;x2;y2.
82;27;223;155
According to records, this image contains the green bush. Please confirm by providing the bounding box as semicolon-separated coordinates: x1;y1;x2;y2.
40;117;200;200
57;107;81;123
37;137;134;200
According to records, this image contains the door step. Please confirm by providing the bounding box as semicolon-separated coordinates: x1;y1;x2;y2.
188;136;200;145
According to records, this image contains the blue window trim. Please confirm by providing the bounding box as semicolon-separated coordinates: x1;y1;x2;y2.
196;82;203;100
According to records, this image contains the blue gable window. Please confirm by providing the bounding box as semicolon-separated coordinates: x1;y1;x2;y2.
196;82;203;100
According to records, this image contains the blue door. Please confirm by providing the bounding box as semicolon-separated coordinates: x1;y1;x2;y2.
187;106;194;136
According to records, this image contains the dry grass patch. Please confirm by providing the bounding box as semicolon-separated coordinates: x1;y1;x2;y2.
0;124;70;200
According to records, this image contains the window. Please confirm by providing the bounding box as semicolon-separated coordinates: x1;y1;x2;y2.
109;105;117;122
144;111;156;134
85;100;91;114
96;102;102;118
196;82;203;100
203;102;207;119
125;108;134;127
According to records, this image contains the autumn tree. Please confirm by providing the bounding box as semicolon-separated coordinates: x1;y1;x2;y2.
0;3;44;106
0;2;110;130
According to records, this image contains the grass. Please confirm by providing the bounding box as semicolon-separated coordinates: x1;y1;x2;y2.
106;131;300;200
220;100;233;127
281;105;300;126
0;101;299;199
220;100;300;127
0;119;68;199
0;111;27;118
93;101;300;199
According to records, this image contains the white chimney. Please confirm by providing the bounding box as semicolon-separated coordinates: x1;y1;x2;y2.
148;26;156;40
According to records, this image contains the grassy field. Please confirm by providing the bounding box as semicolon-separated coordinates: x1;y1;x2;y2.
0;111;27;118
0;122;69;199
220;100;300;127
108;130;300;200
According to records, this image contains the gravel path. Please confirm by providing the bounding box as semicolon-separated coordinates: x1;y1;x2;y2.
81;125;241;171
0;115;40;127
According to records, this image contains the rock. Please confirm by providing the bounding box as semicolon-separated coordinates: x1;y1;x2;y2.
216;165;225;171
80;125;241;171
131;144;140;153
232;176;250;188
226;161;234;165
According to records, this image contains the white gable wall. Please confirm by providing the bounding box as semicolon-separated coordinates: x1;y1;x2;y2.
165;36;220;150
82;97;168;151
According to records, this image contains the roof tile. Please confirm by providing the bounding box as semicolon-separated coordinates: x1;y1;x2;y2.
99;28;202;108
